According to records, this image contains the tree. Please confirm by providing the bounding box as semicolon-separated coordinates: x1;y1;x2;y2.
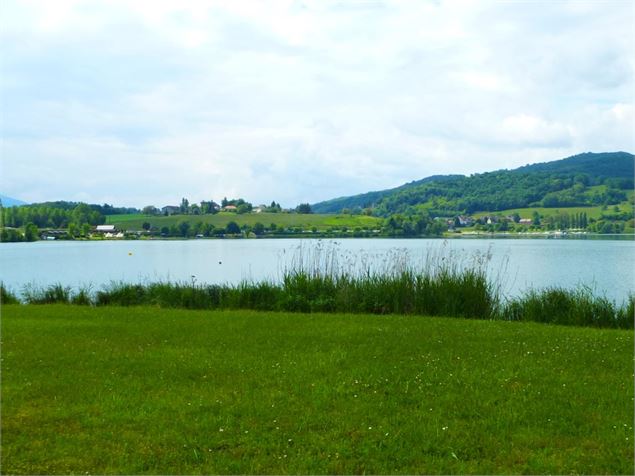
142;205;157;215
24;223;39;242
296;203;312;214
532;211;541;226
177;220;190;237
142;222;151;231
201;201;219;214
580;212;588;229
202;223;215;237
268;201;282;213
253;222;265;236
226;221;241;234
236;203;252;214
1;228;24;242
180;198;189;214
68;222;79;238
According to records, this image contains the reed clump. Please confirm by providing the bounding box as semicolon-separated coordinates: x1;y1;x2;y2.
1;282;20;305
504;288;634;328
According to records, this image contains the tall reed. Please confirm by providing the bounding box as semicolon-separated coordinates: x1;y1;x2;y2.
1;282;19;305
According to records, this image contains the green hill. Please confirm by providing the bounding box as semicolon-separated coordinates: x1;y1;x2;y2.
312;175;463;214
312;152;634;216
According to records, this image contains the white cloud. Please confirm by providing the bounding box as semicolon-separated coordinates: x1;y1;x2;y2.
499;114;573;147
0;0;632;206
453;70;513;92
611;103;634;122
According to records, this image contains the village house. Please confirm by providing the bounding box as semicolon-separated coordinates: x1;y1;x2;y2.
481;215;499;225
519;218;533;225
457;215;474;226
222;205;238;212
161;205;180;215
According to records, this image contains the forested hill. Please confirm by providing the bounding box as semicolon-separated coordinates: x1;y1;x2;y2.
312;175;464;214
312;152;634;216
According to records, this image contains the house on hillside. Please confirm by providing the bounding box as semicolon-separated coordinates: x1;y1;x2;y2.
519;218;533;225
457;215;474;226
162;205;180;215
222;205;238;212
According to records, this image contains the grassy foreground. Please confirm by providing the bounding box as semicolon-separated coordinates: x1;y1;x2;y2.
2;305;633;474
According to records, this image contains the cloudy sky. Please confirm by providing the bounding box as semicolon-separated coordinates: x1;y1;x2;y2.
1;0;633;208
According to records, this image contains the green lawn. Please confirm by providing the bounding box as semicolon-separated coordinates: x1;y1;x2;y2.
107;212;382;231
2;305;633;474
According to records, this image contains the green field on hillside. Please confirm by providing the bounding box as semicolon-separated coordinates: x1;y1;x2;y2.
2;305;633;474
472;189;634;220
107;212;382;231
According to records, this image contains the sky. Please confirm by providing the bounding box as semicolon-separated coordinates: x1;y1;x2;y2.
1;0;633;208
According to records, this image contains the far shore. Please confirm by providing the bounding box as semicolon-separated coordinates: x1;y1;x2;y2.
11;231;634;243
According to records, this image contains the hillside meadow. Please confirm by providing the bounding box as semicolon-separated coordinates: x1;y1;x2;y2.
2;305;633;474
472;189;634;221
107;212;382;232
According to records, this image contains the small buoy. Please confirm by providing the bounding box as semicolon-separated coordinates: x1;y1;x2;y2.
128;252;133;256
218;261;222;264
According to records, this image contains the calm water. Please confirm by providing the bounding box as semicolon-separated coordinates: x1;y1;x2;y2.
1;238;634;302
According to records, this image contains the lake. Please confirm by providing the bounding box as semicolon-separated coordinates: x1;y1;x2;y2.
1;238;634;303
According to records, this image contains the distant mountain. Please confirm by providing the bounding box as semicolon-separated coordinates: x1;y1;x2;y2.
312;152;634;216
0;194;27;207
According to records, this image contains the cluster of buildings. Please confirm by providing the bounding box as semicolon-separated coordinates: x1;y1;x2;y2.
160;204;269;215
40;224;124;240
445;214;533;229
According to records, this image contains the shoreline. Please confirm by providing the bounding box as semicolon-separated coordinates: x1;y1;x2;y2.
3;231;634;243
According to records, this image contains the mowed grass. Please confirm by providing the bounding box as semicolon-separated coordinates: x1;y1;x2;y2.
2;305;633;475
107;212;382;231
